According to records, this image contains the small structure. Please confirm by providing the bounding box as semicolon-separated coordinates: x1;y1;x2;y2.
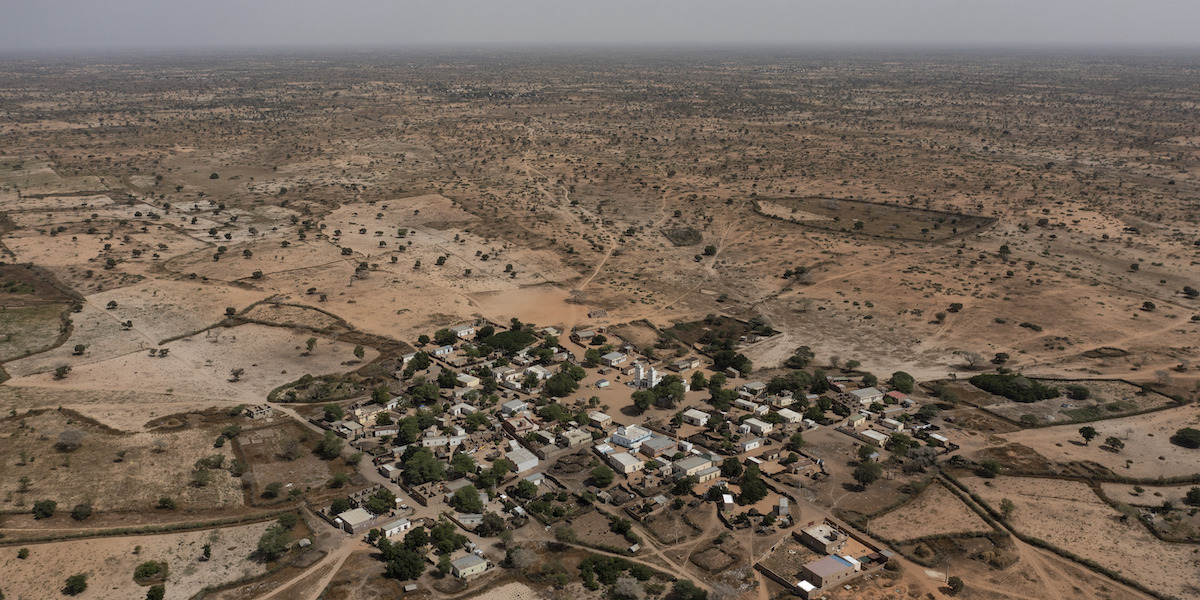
800;523;848;554
501;399;528;416
802;555;858;588
776;497;789;517
669;357;701;372
740;437;763;453
682;408;710;427
503;416;539;437
740;381;767;396
336;508;375;534
612;425;653;449
570;330;596;344
776;408;804;424
588;411;613;429
456;373;481;388
859;429;890;448
673;455;714;478
450;325;475;338
743;418;774;436
880;418;905;432
433;345;454;357
845;414;867;429
506;442;540;473
450;554;488;578
608;451;645;474
382;518;412;537
848;387;884;407
246;405;274;420
639;435;676;458
560;429;592;447
601;351;627;367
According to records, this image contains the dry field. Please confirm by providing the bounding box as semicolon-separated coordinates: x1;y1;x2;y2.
0;521;272;599
964;475;1200;599
995;404;1200;478
870;482;992;542
0;410;243;512
1100;482;1200;508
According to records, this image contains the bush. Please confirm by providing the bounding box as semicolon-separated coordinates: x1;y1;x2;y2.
71;503;93;521
32;500;57;520
1173;428;1200;449
134;560;166;580
63;574;88;595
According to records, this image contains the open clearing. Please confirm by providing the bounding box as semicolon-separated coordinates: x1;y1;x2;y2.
871;482;993;542
996;404;1200;478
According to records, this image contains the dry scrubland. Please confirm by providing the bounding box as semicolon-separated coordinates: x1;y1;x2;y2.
870;482;993;541
965;476;1200;599
0;521;271;599
0;410;243;512
0;50;1197;600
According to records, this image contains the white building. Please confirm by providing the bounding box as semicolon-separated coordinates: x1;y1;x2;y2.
743;417;773;436
456;373;480;388
433;345;454;357
601;351;627;367
849;387;885;407
608;451;645;474
612;425;653;449
633;362;663;389
776;408;804;424
740;437;763;453
450;325;475;338
506;441;539;474
682;408;710;427
382;518;412;537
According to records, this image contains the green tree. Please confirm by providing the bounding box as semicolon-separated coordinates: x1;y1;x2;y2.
1104;436;1125;452
146;585;166;600
305;337;317;353
402;447;446;485
451;485;484;513
354;345;365;360
890;371;915;394
450;452;476;477
947;575;964;594
544;371;579;397
323;403;344;422
720;457;743;478
591;465;615;487
1174;428;1200;448
515;479;538;499
318;431;343;459
853;461;883;488
787;432;806;451
1000;498;1015;520
1186;487;1200;506
978;458;1002;478
264;481;284;498
1078;426;1098;445
739;465;768;504
256;525;292;560
670;580;708;600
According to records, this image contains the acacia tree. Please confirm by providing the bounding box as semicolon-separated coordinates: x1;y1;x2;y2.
1079;426;1098;445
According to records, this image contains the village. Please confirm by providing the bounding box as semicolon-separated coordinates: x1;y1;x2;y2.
277;314;955;597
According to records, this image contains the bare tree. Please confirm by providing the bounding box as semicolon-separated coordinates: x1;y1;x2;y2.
956;350;985;369
55;429;86;453
1155;370;1171;386
612;577;645;600
508;546;536;570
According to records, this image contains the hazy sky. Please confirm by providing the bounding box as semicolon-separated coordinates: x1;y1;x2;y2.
2;0;1198;53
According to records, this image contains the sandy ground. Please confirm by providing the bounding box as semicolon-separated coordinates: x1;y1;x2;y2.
995;404;1200;478
0;521;272;600
3;323;375;405
964;475;1200;599
870;482;992;542
1100;482;1200;508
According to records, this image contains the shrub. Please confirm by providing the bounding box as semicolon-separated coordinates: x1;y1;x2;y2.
32;500;57;519
63;574;88;595
1173;428;1200;449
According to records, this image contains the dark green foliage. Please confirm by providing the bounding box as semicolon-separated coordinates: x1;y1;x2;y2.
591;466;615;487
738;465;767;504
317;431;343;459
32;500;56;519
670;580;709;600
1064;384;1090;400
70;503;92;521
63;574;88;595
482;329;536;354
402;447;446;485
711;350;752;375
134;560;166;579
968;373;1059;403
853;461;883;487
451;485;484;513
720;457;742;478
890;371;915;394
146;585;165;600
1173;428;1200;449
256;525;292;560
364;488;397;515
